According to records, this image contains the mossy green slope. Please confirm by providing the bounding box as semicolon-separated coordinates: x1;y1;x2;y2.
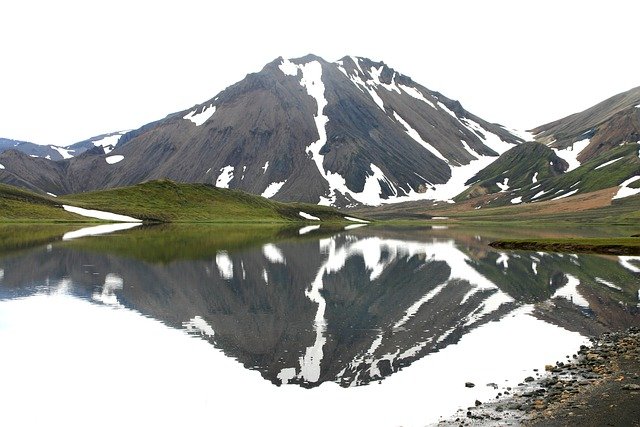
60;179;351;223
522;143;640;202
456;142;567;201
0;183;84;222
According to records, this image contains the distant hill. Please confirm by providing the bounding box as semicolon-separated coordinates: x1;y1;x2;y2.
0;131;128;161
0;137;73;161
532;85;640;162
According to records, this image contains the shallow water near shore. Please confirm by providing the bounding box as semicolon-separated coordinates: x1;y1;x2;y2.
0;224;639;426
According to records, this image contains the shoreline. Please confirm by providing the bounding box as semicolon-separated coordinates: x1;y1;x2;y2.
489;239;640;256
438;327;640;426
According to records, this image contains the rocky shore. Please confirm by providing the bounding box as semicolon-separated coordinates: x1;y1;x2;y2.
438;328;640;426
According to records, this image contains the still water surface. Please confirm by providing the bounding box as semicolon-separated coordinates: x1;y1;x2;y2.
0;224;639;426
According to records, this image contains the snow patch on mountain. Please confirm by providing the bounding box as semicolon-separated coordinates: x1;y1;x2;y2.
344;216;369;223
279;57;518;206
334;58;392;111
460;117;514;154
91;132;127;154
398;84;436;109
51;146;74;159
496;178;509;192
105;155;124;164
62;205;141;222
279;58;299;76
392;111;449;163
437;102;457;118
183;104;216;126
369;66;401;93
532;190;548;200
0;163;4;169
595;277;622;291
419;155;501;203
502;127;535;142
552;138;591;172
261;180;286;198
532;172;538;183
594;156;623;170
613;175;640;200
551;189;579;201
284;60;392;206
215;165;234;188
299;211;320;221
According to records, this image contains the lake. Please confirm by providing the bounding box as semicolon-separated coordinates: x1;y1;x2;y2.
0;223;639;426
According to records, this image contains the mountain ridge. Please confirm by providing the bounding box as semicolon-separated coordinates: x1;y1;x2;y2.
1;56;638;212
0;54;523;207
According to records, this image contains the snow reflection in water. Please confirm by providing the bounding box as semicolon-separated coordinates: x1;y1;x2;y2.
0;227;638;427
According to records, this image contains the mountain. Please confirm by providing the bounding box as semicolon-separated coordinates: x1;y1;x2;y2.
0;137;73;161
432;86;640;209
0;130;128;163
532;86;640;163
64;131;129;156
0;55;523;206
456;142;568;201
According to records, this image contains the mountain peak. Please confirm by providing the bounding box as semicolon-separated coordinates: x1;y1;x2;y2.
1;54;523;206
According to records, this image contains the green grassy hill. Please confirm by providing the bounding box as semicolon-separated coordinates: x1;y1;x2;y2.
1;180;359;223
0;183;84;222
60;180;352;223
456;141;567;200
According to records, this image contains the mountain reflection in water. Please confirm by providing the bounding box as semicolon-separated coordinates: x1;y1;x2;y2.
0;225;639;426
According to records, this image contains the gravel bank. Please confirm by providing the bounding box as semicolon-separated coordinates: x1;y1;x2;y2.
438;328;640;426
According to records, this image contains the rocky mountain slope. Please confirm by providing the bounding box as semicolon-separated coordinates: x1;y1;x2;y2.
2;60;637;211
0;137;73;161
0;130;127;162
532;86;640;162
0;55;523;206
444;86;640;209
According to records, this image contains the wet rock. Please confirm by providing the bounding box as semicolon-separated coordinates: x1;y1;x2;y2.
525;376;535;382
465;382;475;388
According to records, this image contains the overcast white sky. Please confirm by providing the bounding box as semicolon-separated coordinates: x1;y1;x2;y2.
1;0;639;146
